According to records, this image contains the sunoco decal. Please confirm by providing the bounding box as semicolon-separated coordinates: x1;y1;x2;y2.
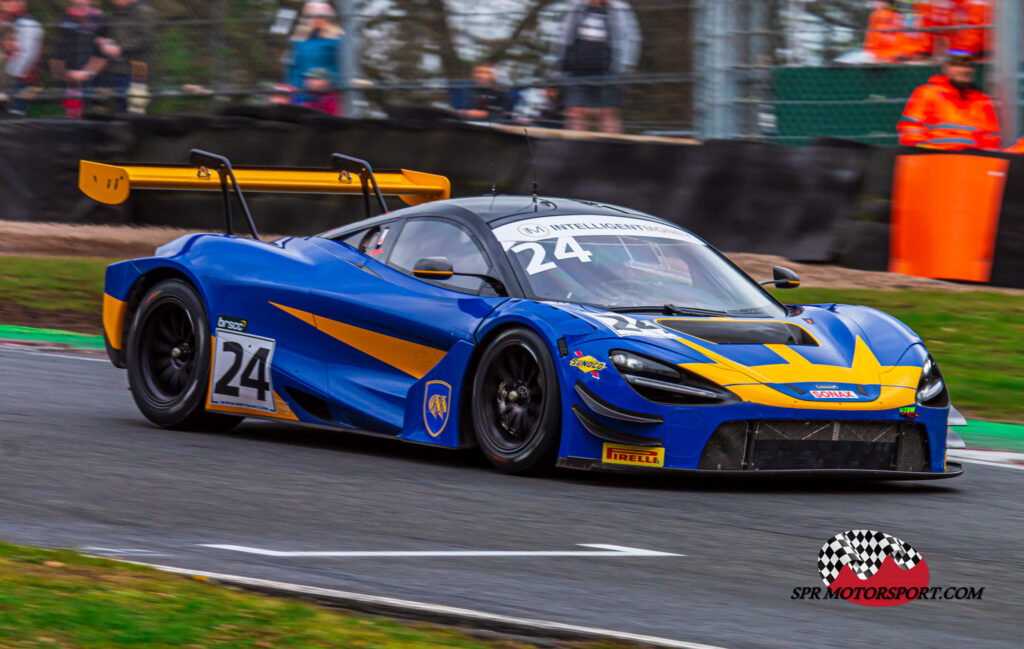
570;351;605;378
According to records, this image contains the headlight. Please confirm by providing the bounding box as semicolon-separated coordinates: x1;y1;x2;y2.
916;355;949;407
610;350;739;405
610;351;680;380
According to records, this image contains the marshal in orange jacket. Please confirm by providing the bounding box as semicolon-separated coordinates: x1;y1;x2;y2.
865;7;901;62
897;74;999;150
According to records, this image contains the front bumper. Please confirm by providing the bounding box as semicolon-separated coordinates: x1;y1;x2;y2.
560;381;953;477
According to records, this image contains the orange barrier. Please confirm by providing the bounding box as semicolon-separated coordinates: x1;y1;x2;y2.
890;154;1008;282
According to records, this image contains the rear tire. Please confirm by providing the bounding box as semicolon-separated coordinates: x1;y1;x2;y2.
126;279;242;432
471;327;561;473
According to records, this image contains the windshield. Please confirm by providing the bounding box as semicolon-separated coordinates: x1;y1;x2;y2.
492;215;784;317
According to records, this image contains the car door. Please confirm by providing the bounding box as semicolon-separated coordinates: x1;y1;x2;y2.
304;217;507;435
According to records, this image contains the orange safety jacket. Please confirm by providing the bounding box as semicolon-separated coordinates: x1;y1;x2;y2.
950;0;991;57
898;75;1000;150
916;0;953;58
865;8;901;62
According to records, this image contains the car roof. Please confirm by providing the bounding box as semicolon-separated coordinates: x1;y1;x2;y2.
320;195;676;239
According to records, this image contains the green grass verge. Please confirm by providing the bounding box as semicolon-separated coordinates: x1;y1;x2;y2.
0;325;105;349
0;541;606;649
958;420;1024;453
0;256;1020;422
773;288;1024;423
0;256;112;313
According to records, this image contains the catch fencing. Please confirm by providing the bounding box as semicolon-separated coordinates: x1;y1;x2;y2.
1;1;1017;142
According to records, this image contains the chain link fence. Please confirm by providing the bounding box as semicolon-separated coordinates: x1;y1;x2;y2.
0;0;1012;142
696;0;1002;144
1;0;698;133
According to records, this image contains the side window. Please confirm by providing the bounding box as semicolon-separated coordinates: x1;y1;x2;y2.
342;225;391;258
388;219;493;294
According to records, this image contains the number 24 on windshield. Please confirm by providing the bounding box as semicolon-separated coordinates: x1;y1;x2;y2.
511;236;592;275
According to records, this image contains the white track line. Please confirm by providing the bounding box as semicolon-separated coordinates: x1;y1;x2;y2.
199;543;683;558
950;457;1024;472
949;449;1024;472
129;562;726;649
0;347;108;362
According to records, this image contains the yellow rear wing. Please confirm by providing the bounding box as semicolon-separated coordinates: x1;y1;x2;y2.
78;149;451;240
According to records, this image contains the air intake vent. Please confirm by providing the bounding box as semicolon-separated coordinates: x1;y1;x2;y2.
698;420;929;472
658;320;818;346
285;387;333;422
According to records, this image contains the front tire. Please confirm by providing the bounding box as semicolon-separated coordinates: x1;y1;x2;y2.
471;327;561;473
126;278;242;432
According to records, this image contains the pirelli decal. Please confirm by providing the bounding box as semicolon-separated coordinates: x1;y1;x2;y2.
602;443;665;468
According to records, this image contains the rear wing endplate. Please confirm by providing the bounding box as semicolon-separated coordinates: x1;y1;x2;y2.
79;149;451;240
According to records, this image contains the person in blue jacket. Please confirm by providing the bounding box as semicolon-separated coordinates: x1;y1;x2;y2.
285;1;343;113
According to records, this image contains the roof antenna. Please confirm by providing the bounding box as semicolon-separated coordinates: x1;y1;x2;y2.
523;127;538;206
490;162;497;195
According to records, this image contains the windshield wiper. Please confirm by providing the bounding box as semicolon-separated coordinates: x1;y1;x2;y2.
609;304;728;317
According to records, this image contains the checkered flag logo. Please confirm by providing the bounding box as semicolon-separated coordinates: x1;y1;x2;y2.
817;530;923;586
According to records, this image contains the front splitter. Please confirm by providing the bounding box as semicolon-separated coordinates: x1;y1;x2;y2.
557;457;964;480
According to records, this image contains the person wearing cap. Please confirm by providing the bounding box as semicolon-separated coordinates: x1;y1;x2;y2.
897;50;999;150
285;1;343;115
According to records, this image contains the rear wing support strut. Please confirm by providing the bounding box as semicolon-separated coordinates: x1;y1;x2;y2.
332;153;388;219
189;149;261;241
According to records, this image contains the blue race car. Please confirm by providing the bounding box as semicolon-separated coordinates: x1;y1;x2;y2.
84;150;961;479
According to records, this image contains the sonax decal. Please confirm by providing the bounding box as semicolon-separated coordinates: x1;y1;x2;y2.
810;390;858;399
603;444;665;468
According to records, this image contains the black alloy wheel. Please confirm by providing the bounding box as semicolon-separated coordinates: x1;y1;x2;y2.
472;327;561;473
126;279;242;431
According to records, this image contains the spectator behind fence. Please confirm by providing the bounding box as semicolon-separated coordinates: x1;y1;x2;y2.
51;0;110;118
536;86;564;129
915;0;952;59
0;22;12;112
865;1;901;63
556;0;641;134
1;0;43;116
457;63;511;122
949;0;991;59
107;0;155;114
897;50;998;150
285;1;342;115
300;67;338;114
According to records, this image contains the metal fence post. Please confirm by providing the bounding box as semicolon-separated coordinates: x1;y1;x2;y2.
994;0;1021;147
338;0;363;117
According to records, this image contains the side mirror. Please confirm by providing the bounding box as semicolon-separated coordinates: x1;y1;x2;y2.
413;256;455;280
759;265;800;289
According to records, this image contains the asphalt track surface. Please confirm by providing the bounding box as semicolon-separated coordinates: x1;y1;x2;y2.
1;348;1020;649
